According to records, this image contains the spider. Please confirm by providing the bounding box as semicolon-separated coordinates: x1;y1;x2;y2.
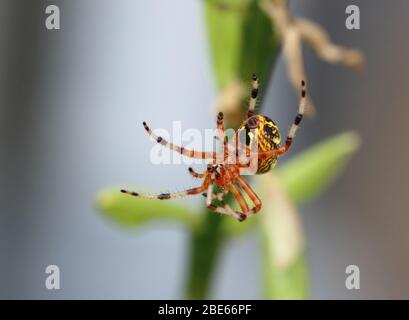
121;74;306;222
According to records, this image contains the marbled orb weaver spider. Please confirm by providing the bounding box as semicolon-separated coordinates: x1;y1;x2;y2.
121;74;306;222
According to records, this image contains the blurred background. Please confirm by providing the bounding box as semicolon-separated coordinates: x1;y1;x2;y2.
1;0;408;299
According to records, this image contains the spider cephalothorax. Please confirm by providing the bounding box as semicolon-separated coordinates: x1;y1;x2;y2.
121;74;306;222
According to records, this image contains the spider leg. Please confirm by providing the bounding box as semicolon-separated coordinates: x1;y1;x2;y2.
203;171;244;221
227;183;250;221
216;112;229;161
247;73;259;118
283;79;306;151
202;188;228;202
205;183;214;207
121;176;211;200
257;80;306;159
204;180;248;222
188;167;205;179
205;172;227;205
235;176;262;215
207;203;244;221
142;121;218;160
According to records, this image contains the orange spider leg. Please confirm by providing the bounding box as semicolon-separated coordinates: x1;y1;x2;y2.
204;166;248;222
142;121;218;160
235;176;262;215
226;131;251;167
121;175;211;200
202;167;243;220
227;183;250;221
188;167;205;179
227;73;259;165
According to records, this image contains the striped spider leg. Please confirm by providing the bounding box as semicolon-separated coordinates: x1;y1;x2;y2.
257;80;306;159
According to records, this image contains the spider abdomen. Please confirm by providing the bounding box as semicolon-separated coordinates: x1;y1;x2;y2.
238;115;281;174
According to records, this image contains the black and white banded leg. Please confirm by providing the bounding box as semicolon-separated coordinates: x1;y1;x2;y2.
247;73;259;118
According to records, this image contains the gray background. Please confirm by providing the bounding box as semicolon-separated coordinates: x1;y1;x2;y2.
1;0;408;299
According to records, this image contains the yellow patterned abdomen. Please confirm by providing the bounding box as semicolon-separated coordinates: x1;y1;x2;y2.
237;115;281;174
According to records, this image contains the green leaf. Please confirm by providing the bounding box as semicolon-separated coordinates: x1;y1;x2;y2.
257;174;309;299
205;0;247;88
277;131;361;203
237;0;279;86
261;250;309;299
205;0;278;88
96;188;200;229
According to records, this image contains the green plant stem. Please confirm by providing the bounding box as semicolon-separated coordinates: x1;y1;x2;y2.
186;0;279;298
186;212;226;299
